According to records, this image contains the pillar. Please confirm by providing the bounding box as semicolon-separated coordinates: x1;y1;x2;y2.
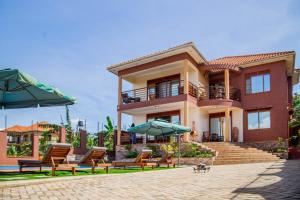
224;68;230;100
225;108;230;142
183;101;189;141
183;61;189;95
117;76;122;146
0;131;7;164
59;127;66;143
32;133;39;159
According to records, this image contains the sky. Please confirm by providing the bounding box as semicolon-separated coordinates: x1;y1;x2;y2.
0;0;300;132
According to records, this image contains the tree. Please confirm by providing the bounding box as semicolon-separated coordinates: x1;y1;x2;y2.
38;123;62;155
104;116;114;151
86;134;97;149
65;105;73;143
289;93;300;128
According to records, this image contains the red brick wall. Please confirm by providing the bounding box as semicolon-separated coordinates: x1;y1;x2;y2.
0;127;66;166
231;61;290;142
73;130;88;155
0;131;39;166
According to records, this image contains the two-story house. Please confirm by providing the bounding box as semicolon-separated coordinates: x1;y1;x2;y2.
107;42;299;147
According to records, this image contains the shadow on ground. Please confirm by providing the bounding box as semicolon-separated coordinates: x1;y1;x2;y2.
231;160;300;199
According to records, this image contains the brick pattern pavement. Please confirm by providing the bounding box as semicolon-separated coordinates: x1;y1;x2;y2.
1;160;300;200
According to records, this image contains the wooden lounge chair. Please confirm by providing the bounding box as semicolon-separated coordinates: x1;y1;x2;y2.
18;143;77;176
79;147;111;173
112;149;157;170
157;151;176;168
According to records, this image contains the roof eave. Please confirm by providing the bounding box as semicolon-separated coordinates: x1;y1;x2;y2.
106;43;207;75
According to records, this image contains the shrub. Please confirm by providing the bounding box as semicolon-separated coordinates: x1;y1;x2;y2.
125;149;139;158
273;137;287;153
7;145;17;157
147;145;161;157
180;142;214;158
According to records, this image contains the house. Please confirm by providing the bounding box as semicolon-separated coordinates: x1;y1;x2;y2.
107;42;299;148
0;122;66;166
5;122;60;147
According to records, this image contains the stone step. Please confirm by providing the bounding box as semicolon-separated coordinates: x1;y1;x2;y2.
216;157;279;161
201;142;280;165
217;155;278;159
214;160;277;165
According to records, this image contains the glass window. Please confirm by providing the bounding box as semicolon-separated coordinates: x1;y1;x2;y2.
248;110;270;130
259;111;270;128
171;80;179;96
246;78;251;94
171;115;180;124
248;112;259;130
251;75;263;93
263;74;270;92
246;73;270;94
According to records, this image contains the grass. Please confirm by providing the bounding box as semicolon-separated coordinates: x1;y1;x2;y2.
0;167;173;182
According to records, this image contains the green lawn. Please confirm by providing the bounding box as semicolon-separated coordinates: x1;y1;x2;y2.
0;167;173;182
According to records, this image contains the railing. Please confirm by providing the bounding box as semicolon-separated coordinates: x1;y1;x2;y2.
121;80;197;104
121;82;241;105
199;86;241;101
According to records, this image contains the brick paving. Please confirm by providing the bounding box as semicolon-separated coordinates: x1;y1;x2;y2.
1;160;300;200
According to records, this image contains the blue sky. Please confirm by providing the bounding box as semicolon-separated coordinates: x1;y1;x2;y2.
0;0;299;132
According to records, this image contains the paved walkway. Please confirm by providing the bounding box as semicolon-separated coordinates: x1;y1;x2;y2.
1;160;300;200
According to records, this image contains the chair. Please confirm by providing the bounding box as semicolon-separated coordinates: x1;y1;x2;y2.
112;149;157;170
121;93;131;104
202;131;210;142
79;147;111;173
157;151;176;168
18;143;77;176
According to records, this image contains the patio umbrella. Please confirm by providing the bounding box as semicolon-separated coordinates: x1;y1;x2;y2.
0;68;76;109
127;120;191;165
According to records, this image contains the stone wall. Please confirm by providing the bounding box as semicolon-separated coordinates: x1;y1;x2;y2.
244;140;288;152
115;143;215;165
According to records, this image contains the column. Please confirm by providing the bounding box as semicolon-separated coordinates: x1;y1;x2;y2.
224;68;230;100
224;68;230;142
225;108;230;142
183;61;189;95
183;101;189;141
117;76;122;146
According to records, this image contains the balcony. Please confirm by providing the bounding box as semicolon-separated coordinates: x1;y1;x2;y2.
121;80;199;105
120;81;241;109
199;86;241;101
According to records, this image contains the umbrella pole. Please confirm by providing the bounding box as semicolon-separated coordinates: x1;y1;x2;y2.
178;133;180;166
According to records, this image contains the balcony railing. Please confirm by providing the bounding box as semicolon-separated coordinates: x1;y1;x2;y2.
121;80;200;104
199;86;241;101
121;82;241;105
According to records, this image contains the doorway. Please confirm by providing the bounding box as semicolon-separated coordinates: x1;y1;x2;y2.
210;117;225;142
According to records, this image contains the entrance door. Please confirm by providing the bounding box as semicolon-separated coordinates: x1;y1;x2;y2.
210;117;225;142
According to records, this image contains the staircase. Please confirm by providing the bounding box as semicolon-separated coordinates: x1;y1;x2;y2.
202;142;280;165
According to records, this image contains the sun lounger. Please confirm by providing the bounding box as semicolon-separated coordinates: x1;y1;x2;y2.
18;143;77;176
157;151;176;168
112;149;157;170
79;147;111;173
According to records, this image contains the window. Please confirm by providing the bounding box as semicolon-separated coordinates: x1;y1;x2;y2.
248;110;270;130
246;73;270;94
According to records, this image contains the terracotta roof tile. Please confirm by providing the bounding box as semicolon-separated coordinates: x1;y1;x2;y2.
209;51;294;66
4;122;50;133
203;51;295;72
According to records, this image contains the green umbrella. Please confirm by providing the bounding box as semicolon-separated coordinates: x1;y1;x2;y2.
127;119;191;165
0;68;76;109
